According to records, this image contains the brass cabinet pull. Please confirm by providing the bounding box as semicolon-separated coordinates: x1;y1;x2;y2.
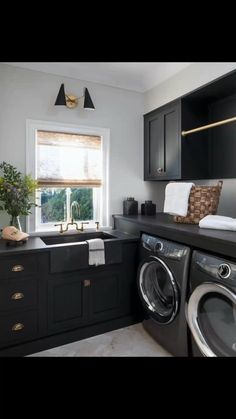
11;265;24;272
11;323;24;332
84;279;91;287
11;292;24;300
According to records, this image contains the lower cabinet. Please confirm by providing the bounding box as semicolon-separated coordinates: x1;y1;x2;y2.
48;267;129;331
48;273;88;331
89;268;125;322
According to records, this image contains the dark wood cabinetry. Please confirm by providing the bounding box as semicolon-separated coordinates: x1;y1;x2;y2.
144;100;181;180
48;272;88;331
144;69;236;181
0;239;141;356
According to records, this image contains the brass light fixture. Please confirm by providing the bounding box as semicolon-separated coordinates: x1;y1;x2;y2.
54;83;95;110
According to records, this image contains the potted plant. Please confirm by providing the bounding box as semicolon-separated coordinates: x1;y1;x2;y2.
0;162;38;231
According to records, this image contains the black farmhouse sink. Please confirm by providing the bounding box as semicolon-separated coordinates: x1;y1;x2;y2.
40;231;116;246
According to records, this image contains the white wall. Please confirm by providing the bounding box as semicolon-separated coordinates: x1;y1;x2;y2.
0;63;154;229
144;62;236;217
2;62;236;230
144;62;236;113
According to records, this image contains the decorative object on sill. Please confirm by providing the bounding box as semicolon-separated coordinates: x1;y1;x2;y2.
123;197;138;216
0;161;38;229
173;181;223;224
141;200;156;216
54;83;95;110
1;226;29;246
182;115;236;136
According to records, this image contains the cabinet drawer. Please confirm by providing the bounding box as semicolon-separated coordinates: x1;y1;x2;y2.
0;255;37;279
0;278;38;312
0;309;38;345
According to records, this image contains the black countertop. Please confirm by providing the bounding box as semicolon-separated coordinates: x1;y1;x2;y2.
113;213;236;259
0;229;139;257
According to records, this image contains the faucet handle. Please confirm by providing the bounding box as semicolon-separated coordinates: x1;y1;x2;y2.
95;221;100;231
80;221;89;232
54;223;64;234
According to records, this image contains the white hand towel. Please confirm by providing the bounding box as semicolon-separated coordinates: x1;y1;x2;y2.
86;238;105;266
199;215;236;231
163;182;194;216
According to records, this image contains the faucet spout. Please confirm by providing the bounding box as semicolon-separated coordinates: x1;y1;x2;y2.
70;201;80;223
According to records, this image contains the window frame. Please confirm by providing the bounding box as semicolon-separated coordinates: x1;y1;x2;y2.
26;119;110;234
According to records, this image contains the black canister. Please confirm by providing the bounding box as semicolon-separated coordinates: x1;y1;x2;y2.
141;200;156;215
123;197;138;215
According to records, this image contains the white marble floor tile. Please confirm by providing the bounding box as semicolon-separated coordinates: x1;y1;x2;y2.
29;323;172;357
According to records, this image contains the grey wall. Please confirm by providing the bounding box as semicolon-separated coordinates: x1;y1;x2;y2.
0;64;156;229
144;62;236;218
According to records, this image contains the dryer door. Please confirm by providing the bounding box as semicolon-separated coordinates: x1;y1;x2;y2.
138;256;179;324
187;283;236;357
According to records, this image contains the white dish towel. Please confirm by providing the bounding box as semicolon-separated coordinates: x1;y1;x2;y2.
86;238;105;266
163;182;194;216
199;215;236;231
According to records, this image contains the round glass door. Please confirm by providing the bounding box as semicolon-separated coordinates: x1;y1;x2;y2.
187;283;236;357
138;256;179;324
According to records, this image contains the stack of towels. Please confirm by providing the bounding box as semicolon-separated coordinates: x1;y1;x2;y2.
163;182;194;217
199;215;236;231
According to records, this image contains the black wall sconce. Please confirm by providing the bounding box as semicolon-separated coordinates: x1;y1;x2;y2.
54;84;95;110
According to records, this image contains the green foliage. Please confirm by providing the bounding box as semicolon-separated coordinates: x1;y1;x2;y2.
41;189;66;222
0;162;38;217
40;188;93;223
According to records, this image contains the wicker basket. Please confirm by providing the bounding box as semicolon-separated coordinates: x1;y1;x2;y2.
173;181;223;224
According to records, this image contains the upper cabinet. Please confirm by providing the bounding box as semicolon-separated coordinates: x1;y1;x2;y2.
144;100;181;180
144;69;236;181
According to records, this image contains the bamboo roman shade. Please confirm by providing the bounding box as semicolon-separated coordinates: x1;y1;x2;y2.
37;130;102;188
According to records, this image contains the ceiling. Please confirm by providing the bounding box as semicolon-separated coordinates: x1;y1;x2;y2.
4;62;192;93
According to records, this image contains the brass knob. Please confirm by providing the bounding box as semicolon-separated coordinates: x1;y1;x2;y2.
84;279;91;287
12;323;24;332
11;265;24;272
11;292;24;300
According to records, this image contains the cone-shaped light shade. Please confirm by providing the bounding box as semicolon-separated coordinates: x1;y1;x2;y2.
54;83;66;106
83;88;95;109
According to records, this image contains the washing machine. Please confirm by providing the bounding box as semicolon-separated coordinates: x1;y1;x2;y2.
137;233;191;357
186;250;236;357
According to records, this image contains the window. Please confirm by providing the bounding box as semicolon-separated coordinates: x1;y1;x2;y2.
26;120;109;233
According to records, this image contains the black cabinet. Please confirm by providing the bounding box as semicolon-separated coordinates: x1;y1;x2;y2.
89;268;124;323
48;264;135;331
0;239;141;356
144;69;236;181
144;100;181;180
48;272;88;331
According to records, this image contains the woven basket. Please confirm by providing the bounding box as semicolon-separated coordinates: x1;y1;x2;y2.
173;181;223;224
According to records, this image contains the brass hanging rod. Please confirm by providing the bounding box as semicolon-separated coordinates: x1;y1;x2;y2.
181;115;236;137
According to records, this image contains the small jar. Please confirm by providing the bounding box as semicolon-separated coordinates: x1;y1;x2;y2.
123;197;138;215
141;200;156;216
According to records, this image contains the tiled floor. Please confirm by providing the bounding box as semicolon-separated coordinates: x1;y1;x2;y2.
29;323;172;357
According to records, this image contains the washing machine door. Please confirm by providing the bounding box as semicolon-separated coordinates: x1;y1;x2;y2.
187;282;236;357
138;256;179;324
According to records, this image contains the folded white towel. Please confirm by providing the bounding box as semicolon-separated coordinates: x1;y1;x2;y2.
86;238;105;266
163;182;194;216
199;215;236;231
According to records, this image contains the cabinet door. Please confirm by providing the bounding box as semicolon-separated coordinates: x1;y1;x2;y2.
163;103;181;179
144;110;164;180
48;273;88;331
144;101;181;180
89;268;125;323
